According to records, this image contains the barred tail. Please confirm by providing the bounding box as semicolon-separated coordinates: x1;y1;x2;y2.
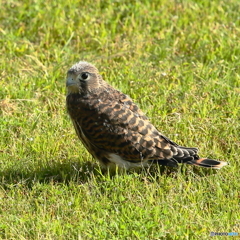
186;158;228;169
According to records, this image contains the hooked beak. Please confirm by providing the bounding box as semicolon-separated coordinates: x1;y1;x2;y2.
66;75;76;87
66;75;79;93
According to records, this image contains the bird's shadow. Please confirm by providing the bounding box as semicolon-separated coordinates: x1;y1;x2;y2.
0;158;99;189
0;157;220;191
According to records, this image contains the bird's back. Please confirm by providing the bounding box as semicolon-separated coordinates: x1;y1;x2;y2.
67;87;186;164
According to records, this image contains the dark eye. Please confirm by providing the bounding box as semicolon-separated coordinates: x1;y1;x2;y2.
81;72;89;80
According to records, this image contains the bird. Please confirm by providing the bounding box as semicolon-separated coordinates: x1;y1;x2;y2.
66;61;228;171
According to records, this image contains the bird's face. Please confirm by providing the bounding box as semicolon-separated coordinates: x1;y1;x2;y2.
66;61;101;94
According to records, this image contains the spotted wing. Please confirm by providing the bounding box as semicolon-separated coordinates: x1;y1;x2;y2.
68;87;182;163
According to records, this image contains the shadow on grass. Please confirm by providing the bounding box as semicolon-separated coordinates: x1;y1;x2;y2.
0;158;220;189
0;158;100;188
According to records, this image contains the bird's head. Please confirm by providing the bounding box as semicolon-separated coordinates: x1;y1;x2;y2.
66;61;104;94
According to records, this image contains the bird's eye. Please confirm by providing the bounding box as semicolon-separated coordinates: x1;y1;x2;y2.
81;72;89;80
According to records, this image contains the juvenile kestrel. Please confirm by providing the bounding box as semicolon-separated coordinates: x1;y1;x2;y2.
66;61;227;171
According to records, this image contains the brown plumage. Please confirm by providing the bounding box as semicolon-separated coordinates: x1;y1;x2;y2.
66;61;228;171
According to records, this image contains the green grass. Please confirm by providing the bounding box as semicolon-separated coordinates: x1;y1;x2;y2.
1;0;240;239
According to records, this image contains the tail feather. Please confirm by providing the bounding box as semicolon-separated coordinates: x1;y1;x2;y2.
186;158;228;169
154;145;228;169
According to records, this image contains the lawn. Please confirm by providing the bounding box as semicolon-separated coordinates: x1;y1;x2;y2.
0;0;240;239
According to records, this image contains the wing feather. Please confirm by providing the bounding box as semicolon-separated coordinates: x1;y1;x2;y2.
68;89;175;162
